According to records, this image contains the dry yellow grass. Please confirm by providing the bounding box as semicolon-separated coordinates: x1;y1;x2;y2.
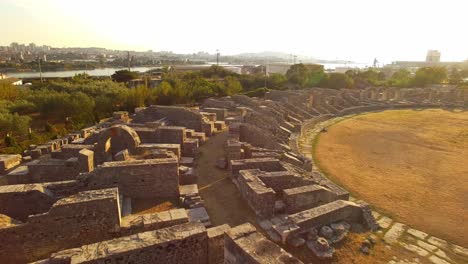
315;109;468;247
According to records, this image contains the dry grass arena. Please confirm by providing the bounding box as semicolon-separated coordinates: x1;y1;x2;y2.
314;109;468;247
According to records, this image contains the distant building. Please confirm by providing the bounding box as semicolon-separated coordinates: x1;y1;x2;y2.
426;50;441;63
172;65;242;74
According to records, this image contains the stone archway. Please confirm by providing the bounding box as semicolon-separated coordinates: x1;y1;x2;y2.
95;125;141;164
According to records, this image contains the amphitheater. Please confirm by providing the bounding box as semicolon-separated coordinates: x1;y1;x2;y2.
0;86;467;264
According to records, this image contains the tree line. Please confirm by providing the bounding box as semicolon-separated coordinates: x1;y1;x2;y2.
1;64;467;153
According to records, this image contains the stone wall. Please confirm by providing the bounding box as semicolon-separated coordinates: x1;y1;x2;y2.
288;200;363;231
224;223;303;264
136;143;181;159
202;107;228;121
0;184;56;222
237;170;276;217
207;224;231;264
156;126;186;144
119;208;189;236
50;144;94;160
0;154;21;172
283;185;337;214
95;125;141;164
133;105;206;132
0;188;121;263
239;123;283;150
85;158;179;199
18;149;93;184
35;222;209;264
230;158;285;178
257;171;313;193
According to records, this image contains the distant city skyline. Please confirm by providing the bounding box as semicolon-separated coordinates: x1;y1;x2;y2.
1;0;467;64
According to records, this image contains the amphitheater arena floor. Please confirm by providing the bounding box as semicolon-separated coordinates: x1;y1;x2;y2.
314;108;468;247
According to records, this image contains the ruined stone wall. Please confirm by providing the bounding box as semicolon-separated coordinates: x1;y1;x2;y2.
0;184;56;222
239;123;283;150
25;159;80;183
134;126;186;145
202;107;228;121
237;170;276;217
85;158;179;199
224;223;303;264
50;144;94;160
95;125;141;164
157;126;186;144
35;222;209;264
283;185;337;214
136;143;181;159
207;224;231;264
14;149;94;184
133;105;205;132
119;208;189;236
289;200;363;231
182;138;199;157
41;180;85;198
0;154;21;172
203;98;237;109
257;171;314;193
0;189;121;263
230;158;285;177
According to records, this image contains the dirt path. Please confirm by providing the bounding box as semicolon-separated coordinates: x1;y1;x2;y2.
196;131;425;264
195;131;257;227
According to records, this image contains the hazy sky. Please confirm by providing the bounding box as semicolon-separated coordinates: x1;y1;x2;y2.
1;0;467;64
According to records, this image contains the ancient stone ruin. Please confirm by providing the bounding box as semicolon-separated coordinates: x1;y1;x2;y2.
0;86;467;263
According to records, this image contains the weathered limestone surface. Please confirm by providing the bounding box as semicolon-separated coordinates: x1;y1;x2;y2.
86;158;179;199
276;200;364;238
203;107;228;121
136;143;181;159
95;125;141;164
237;169;276;217
51;144;94;160
0;154;21;172
283;184;337;214
0;184;55;221
0;188;121;263
133;105;207;132
230;158;284;177
257;170;314;192
224;223;303;264
208;224;231;264
35;222;209;264
18;150;93;183
120;208;189;235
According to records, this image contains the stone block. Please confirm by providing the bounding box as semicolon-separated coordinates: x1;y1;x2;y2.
114;149;129;161
207;224;231;264
224;223;303;264
0;154;21;172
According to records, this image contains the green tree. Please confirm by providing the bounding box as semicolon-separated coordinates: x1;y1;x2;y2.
413;67;447;87
449;68;463;84
307;65;326;87
0;112;31;136
321;73;354;89
286;64;309;87
224;76;243;95
111;70;139;83
389;69;412;87
267;73;287;89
